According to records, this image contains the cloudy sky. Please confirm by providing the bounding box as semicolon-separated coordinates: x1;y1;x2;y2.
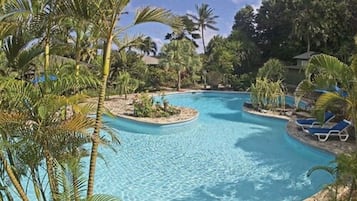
120;0;262;53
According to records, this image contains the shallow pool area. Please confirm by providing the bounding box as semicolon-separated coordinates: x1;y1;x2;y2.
98;92;334;201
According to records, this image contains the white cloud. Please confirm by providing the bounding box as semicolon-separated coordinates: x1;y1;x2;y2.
231;0;262;12
251;0;262;12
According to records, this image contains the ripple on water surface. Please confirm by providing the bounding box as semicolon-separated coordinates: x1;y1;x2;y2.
94;92;334;201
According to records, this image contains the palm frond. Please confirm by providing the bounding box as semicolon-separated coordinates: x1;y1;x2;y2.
134;7;182;32
85;194;121;201
315;92;346;111
307;165;336;179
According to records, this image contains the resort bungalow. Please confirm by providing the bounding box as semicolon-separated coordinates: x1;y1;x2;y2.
285;51;319;86
141;55;159;66
292;51;319;68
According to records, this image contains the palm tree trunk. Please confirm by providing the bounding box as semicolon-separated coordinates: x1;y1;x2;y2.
307;34;310;52
87;32;114;197
30;168;47;201
0;153;29;201
44;149;59;201
44;39;50;74
201;27;206;54
75;30;82;77
177;70;181;91
72;159;80;201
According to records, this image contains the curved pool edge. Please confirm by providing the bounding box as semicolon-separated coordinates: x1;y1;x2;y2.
242;106;338;201
102;90;338;200
243;106;342;156
115;110;199;126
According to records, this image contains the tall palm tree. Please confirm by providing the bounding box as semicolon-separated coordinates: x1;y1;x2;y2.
165;15;200;48
85;1;182;197
187;3;219;54
138;36;157;56
0;76;118;200
160;38;201;91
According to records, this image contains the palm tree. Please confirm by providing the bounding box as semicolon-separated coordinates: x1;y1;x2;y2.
116;71;139;100
85;1;182;197
165;15;200;47
160;38;201;91
138;36;157;56
295;54;357;142
187;3;219;53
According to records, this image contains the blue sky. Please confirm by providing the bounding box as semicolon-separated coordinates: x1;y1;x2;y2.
120;0;262;53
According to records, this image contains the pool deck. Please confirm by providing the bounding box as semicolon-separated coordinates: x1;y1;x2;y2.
244;108;356;155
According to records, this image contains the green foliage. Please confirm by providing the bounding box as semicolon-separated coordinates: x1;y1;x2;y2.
160;38;202;90
205;35;241;75
206;71;223;88
257;58;286;82
0;78;119;201
230;73;255;91
145;67;176;90
116;71;139;99
133;93;180;118
85;194;121;201
308;152;357;201
187;3;219;53
250;78;285;110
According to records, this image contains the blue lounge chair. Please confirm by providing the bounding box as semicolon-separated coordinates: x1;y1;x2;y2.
295;111;335;129
306;119;352;142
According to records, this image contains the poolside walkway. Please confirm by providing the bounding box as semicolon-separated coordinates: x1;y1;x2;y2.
286;119;356;155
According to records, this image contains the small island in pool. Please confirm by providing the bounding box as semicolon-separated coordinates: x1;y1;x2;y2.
96;93;199;125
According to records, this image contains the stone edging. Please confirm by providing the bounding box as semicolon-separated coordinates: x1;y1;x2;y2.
116;107;199;125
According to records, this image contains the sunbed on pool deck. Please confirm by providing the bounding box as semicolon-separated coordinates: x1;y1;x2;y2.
295;111;335;129
306;119;352;142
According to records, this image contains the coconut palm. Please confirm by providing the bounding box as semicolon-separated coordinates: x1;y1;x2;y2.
0;76;117;201
295;54;357;141
165;15;200;48
57;0;101;76
138;36;157;56
116;71;139;100
187;3;219;53
85;1;182;196
160;38;201;91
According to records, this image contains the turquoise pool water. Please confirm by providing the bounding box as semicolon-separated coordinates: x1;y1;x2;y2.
99;92;333;201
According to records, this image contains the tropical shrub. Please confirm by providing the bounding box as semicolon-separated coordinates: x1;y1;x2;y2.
230;73;255;91
308;152;357;200
116;71;139;99
146;68;176;90
257;58;286;82
207;71;223;88
294;54;357;140
133;93;180;117
250;77;286;110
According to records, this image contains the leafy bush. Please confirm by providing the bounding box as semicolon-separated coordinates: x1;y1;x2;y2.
207;71;223;88
230;73;255;91
257;59;286;82
146;68;176;90
250;78;286;110
133;93;180;117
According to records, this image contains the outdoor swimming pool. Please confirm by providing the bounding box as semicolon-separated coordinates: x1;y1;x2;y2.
99;92;334;201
